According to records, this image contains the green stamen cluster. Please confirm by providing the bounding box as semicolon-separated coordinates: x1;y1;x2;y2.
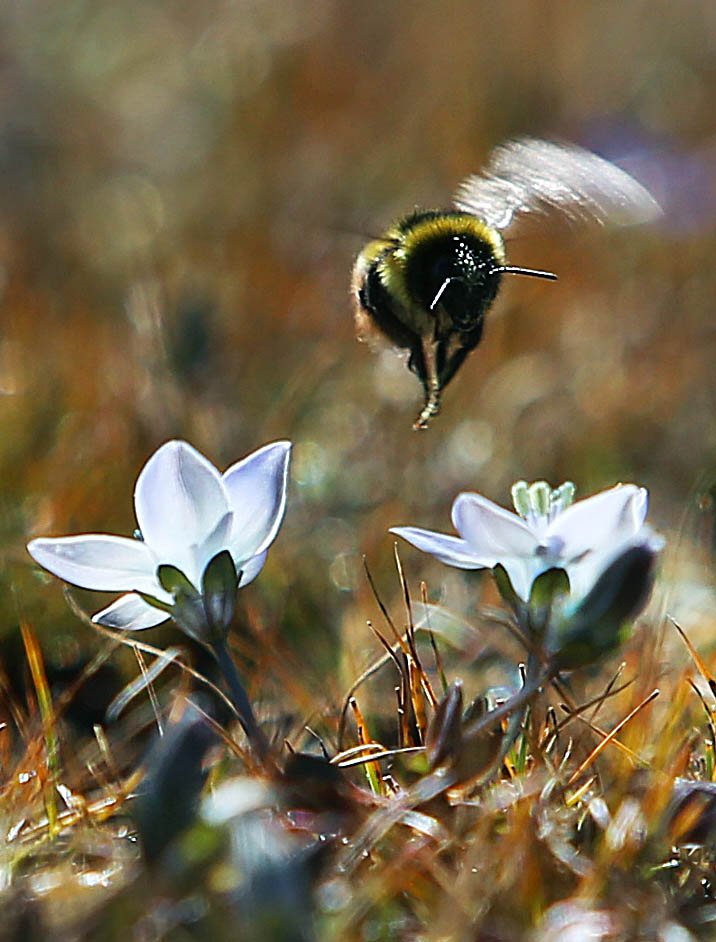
511;480;576;520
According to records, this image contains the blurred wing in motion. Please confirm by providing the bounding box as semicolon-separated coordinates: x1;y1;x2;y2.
454;137;662;231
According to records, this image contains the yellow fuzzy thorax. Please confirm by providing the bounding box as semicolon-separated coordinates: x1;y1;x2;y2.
376;212;506;310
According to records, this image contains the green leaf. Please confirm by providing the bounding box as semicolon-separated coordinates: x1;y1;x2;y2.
410;602;484;652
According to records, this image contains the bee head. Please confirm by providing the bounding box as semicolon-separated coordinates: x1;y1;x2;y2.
396;213;506;332
425;269;497;331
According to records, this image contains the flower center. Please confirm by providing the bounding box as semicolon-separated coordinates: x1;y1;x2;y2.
535;535;566;564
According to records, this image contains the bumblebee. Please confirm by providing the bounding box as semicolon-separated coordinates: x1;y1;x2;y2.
352;138;660;429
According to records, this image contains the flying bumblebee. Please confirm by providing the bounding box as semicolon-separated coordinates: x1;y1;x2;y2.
351;138;660;429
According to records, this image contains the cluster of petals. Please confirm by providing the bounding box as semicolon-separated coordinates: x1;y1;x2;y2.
27;439;291;630
391;483;662;603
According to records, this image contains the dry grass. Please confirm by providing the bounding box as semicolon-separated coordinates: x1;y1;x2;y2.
0;552;714;940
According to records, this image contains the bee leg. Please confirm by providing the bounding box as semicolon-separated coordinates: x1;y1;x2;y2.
438;321;484;390
438;343;470;389
413;338;442;430
407;343;425;379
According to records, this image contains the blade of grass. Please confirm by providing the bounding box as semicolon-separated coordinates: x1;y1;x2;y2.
567;689;659;786
422;583;449;696
394;546;438;712
133;646;164;736
349;697;384;795
672;617;716;696
686;677;716;771
368;620;411;747
20;622;59;837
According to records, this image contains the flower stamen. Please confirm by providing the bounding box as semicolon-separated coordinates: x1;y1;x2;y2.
512;479;576;527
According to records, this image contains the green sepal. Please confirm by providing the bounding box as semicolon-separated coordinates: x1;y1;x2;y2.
491;564;526;621
157;565;199;600
527;567;570;640
201;550;240;638
528;567;570;608
137;592;175;615
156;564;209;643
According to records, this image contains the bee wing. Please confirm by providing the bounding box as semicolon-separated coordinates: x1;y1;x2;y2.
453;138;662;231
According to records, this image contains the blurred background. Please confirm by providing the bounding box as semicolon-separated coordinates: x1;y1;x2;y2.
1;0;714;726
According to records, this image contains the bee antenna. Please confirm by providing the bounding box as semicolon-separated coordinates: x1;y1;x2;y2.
492;265;558;281
429;276;464;311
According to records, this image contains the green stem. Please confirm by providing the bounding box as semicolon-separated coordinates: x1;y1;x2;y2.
211;638;268;761
463;660;555;744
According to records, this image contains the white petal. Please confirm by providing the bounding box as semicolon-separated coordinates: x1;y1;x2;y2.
500;556;545;602
390;526;496;569
188;511;235;588
630;487;649;528
92;593;171;630
237;551;268;588
567;553;607;604
27;535;159;593
567;527;664;603
451;492;538;556
550;484;645;560
134;441;230;573
222;441;291;561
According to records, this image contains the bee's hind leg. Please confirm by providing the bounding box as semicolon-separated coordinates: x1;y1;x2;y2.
413;338;442;430
437;321;484;390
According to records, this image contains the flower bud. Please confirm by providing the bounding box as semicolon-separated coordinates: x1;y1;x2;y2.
549;540;660;669
425;681;463;769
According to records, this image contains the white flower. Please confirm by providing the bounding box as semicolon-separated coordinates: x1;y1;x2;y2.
390;480;662;603
27;439;291;631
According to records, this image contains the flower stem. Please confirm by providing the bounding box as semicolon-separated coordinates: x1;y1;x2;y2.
462;660;555;743
211;638;269;761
